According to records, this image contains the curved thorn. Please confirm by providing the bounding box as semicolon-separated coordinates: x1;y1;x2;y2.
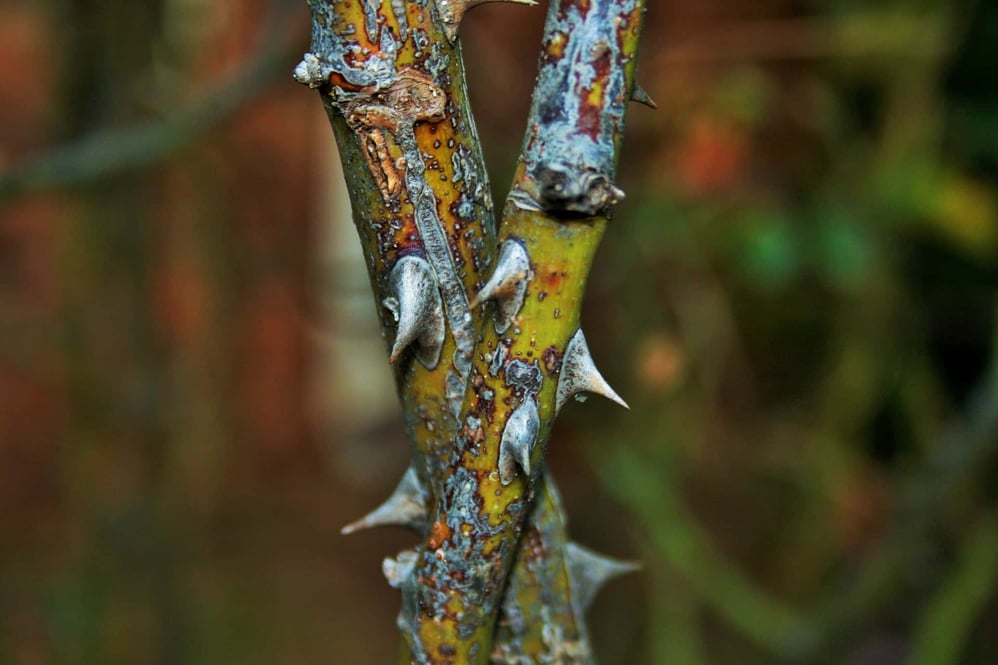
383;256;445;369
498;397;540;485
630;84;657;109
471;238;530;334
341;466;430;535
565;542;641;612
435;0;538;42
556;329;629;414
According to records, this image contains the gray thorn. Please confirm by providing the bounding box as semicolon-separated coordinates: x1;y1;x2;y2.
565;542;641;612
630;84;658;109
471;238;530;334
498;397;540;485
556;329;629;414
383;256;445;369
341;466;429;535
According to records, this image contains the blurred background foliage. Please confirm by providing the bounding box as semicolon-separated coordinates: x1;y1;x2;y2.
0;0;996;663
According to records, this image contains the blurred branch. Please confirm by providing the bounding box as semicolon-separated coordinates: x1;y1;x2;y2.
653;13;952;66
909;512;998;665
596;304;998;661
599;448;814;656
804;315;998;659
0;1;301;202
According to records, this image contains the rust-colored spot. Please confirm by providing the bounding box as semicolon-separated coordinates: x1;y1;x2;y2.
464;419;485;445
428;520;452;550
545;269;563;289
542;345;563;375
548;31;567;59
521;527;546;565
577;42;612;140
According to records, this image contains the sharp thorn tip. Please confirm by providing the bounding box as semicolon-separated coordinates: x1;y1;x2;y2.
631;84;658;109
556;330;628;413
339;466;429;535
385;257;444;369
566;542;641;611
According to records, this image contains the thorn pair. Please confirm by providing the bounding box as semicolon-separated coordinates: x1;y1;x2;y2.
496;330;627;485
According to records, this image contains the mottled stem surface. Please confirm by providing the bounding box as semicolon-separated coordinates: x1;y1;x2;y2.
297;0;645;662
398;0;645;661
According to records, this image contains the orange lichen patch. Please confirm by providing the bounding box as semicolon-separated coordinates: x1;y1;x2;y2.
577;42;611;139
428;520;453;550
542;268;564;290
326;69;371;92
548;32;567;59
361;128;402;201
464;418;486;444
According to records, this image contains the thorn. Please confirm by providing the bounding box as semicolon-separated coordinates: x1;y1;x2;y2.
556;330;629;414
436;0;538;42
630;84;658;109
565;542;640;612
383;256;445;369
498;397;540;485
383;549;420;590
471;238;530;334
341;466;430;535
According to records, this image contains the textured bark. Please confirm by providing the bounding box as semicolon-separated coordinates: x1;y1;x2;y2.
297;0;645;662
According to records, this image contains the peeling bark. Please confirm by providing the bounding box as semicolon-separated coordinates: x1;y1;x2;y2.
298;0;645;662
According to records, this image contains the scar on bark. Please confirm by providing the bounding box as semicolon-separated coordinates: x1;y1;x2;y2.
336;69;448;203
